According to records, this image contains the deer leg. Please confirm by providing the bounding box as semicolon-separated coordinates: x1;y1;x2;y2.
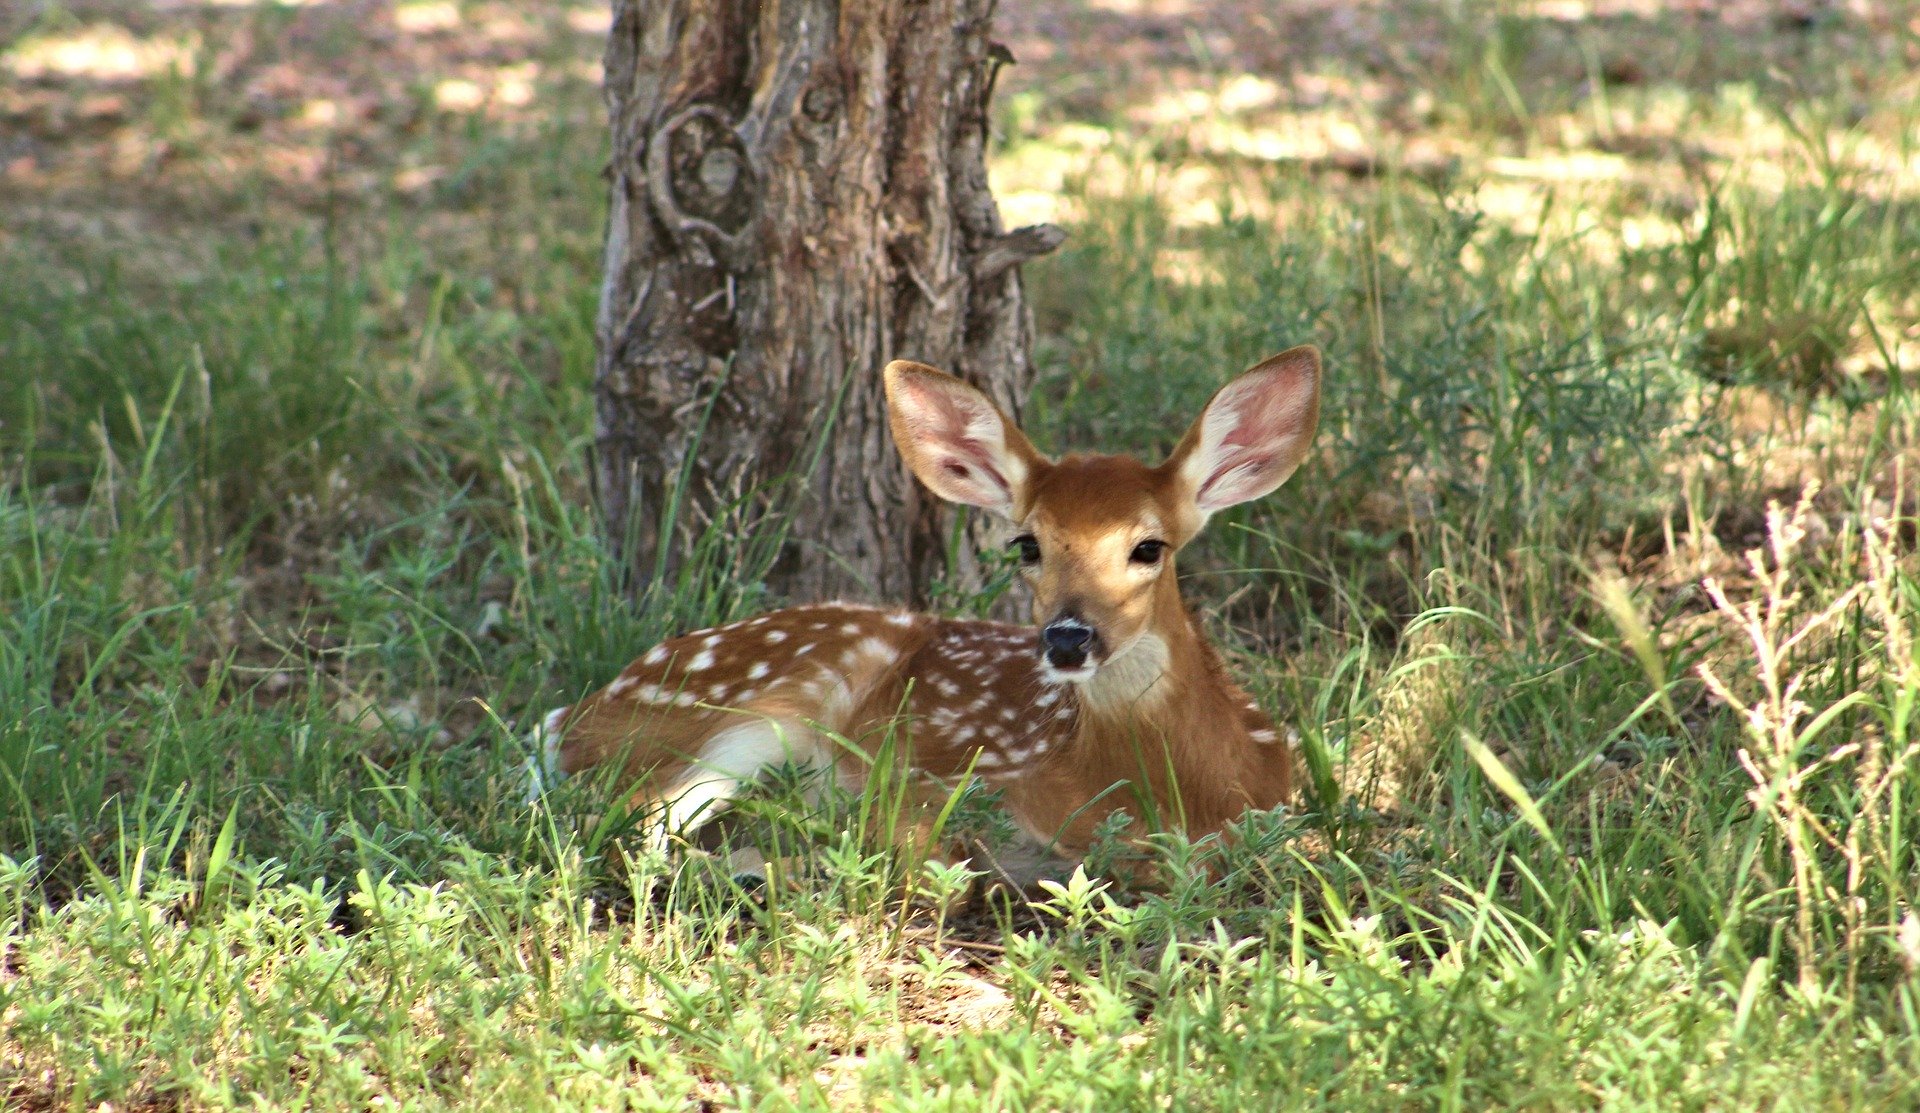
648;717;828;848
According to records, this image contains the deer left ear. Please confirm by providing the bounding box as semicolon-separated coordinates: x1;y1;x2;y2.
1167;345;1322;524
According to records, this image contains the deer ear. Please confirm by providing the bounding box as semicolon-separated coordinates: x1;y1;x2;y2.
884;360;1043;518
1167;345;1321;523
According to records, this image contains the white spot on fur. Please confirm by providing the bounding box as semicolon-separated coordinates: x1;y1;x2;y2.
686;649;715;672
747;661;771;680
608;676;638;698
1251;728;1279;744
643;645;669;666
886;612;915;627
765;629;788;644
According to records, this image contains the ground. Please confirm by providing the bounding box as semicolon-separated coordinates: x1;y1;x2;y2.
3;1;1919;1109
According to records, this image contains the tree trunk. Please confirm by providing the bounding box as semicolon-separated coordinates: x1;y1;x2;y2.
595;0;1061;608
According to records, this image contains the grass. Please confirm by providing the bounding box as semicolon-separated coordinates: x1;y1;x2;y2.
5;0;1920;1107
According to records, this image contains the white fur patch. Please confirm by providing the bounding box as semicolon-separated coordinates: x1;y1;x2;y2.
656;718;828;837
1081;632;1171;714
1038;660;1096;686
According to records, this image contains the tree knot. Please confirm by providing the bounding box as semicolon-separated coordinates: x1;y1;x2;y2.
646;104;759;266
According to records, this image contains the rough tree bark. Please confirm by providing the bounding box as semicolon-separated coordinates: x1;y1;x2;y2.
595;0;1062;606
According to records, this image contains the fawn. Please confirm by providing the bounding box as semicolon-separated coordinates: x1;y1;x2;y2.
529;346;1321;864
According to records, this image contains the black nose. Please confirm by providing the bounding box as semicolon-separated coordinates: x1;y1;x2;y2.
1042;621;1094;668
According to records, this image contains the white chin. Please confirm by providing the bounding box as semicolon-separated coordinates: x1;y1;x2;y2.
1039;660;1098;685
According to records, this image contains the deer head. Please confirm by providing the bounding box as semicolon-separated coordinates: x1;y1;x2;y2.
884;346;1321;707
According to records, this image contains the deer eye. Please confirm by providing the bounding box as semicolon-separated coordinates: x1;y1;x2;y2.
1011;534;1041;565
1129;539;1167;565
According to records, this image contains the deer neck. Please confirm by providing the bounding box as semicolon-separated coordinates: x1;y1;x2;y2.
1071;576;1217;731
1050;577;1271;835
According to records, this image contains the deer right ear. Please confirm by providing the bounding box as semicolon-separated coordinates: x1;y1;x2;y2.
884;360;1042;519
1166;345;1322;528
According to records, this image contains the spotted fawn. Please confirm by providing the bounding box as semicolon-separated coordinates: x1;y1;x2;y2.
529;346;1322;862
